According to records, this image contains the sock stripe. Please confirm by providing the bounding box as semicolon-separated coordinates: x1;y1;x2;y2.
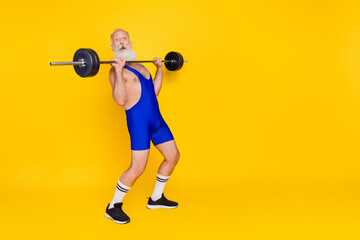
156;177;169;182
117;181;131;190
116;184;129;193
116;187;128;193
156;176;169;180
156;177;169;181
117;184;129;191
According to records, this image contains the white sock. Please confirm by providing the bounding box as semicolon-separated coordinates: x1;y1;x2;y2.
150;173;170;201
109;180;131;208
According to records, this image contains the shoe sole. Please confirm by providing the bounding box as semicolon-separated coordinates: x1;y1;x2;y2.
105;213;130;224
147;204;178;209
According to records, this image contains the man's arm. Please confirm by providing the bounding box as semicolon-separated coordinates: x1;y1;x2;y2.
109;57;127;105
153;57;163;96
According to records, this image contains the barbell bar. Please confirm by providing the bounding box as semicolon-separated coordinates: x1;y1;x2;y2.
50;48;187;78
50;59;177;66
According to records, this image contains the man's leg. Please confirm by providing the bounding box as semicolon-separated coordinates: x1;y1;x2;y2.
147;140;180;208
106;150;150;224
110;149;150;206
119;150;150;186
155;140;180;176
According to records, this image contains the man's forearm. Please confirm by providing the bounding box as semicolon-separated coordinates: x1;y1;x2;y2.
113;69;127;105
154;67;163;96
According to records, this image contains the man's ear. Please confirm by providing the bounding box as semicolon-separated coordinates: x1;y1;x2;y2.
110;45;114;51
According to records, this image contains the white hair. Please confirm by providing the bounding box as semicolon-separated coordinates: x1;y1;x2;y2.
110;28;130;46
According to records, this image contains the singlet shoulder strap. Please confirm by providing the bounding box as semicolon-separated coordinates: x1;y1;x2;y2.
123;65;152;80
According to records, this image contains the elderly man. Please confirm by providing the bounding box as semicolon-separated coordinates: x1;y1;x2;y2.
105;29;180;224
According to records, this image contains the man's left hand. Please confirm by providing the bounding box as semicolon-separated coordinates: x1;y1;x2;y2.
153;57;163;68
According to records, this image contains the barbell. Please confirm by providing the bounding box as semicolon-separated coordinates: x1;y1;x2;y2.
50;48;187;78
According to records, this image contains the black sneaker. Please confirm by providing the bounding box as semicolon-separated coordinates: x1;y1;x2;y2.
105;202;130;224
147;193;178;209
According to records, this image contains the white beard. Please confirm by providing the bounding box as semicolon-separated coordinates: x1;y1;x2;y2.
113;44;137;61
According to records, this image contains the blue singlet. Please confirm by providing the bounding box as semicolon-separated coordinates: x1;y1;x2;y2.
124;65;174;151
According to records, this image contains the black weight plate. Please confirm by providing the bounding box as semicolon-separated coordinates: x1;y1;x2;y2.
165;51;184;71
87;49;100;77
73;48;94;78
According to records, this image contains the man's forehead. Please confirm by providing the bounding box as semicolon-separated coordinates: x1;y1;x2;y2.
113;31;129;38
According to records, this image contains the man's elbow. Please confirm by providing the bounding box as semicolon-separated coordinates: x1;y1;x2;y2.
113;94;127;106
116;97;127;106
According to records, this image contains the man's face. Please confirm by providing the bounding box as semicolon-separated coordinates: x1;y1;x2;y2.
111;30;137;61
112;30;131;49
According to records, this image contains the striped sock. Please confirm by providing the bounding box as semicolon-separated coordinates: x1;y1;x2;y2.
109;180;131;208
150;174;170;201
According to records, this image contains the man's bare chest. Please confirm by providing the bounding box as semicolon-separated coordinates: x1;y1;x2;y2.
123;65;150;82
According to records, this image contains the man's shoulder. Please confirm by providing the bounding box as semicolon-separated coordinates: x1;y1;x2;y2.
130;63;148;71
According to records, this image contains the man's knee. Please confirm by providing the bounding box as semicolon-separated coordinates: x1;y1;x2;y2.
167;151;180;164
129;164;146;177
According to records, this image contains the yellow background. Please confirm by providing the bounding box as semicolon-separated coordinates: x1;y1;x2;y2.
1;0;360;239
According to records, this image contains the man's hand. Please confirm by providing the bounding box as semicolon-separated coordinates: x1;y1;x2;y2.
111;57;126;70
153;57;163;68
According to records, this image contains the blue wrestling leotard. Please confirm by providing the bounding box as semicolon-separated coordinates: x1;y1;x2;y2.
124;65;174;151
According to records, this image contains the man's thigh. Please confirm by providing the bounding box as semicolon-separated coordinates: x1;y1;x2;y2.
155;140;179;160
130;149;150;168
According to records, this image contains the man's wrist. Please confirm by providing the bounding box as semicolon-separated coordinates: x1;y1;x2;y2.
115;67;123;73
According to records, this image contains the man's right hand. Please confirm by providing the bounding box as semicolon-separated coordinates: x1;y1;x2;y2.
111;57;126;70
